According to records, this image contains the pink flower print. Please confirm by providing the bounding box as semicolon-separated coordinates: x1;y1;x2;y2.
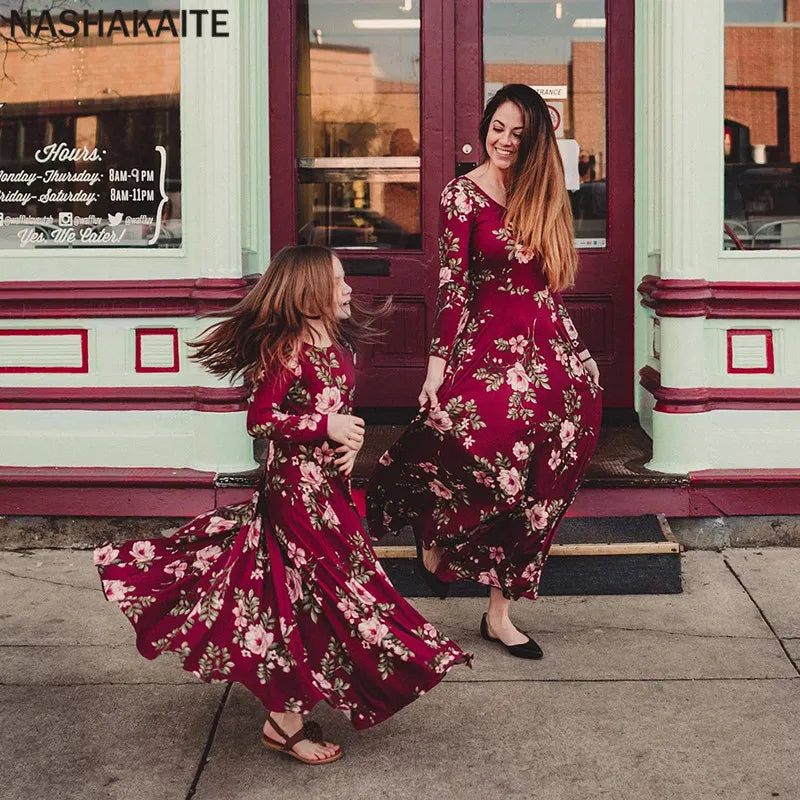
164;559;187;580
285;566;303;604
358;617;389;646
336;596;360;623
429;479;453;500
453;189;473;216
525;503;549;530
559;420;576;447
346;578;377;607
286;355;303;377
463;435;476;449
93;544;119;567
477;568;501;589
522;562;541;581
497;467;522;497
297;413;321;431
232;603;249;629
321;503;340;527
422;622;439;641
439;266;453;287
244;624;273;657
130;540;155;564
562;316;579;342
314;442;336;465
569;353;583;374
512;441;529;461
420;462;438;473
489;546;505;563
102;579;130;602
287;541;308;567
506;362;530;393
311;671;333;693
299;461;325;491
246;517;262;549
548;449;562;471
382;511;393;527
192;544;222;574
508;335;528;355
205;516;237;534
378;450;393;467
425;407;454;433
315;386;343;414
514;243;535;263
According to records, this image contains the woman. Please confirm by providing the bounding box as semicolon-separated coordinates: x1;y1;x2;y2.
367;85;602;659
95;245;470;766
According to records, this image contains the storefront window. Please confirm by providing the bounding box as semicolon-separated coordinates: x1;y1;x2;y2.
484;0;608;249
724;0;800;250
296;0;421;250
0;2;182;250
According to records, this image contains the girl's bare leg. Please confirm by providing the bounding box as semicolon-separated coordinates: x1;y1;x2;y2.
485;588;528;646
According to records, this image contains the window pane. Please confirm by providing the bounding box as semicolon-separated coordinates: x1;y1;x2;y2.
483;0;607;249
0;2;182;250
724;1;800;250
297;0;421;250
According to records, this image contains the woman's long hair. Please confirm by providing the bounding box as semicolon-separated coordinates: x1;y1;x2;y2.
480;84;578;291
189;245;388;383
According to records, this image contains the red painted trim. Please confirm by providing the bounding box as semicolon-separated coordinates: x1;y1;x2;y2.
0;328;88;373
726;329;774;374
0;467;218;517
638;275;800;318
135;328;180;373
0;385;248;412
639;366;800;412
691;469;800;486
0;277;258;319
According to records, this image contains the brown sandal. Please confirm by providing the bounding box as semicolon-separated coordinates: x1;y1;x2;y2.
261;714;342;765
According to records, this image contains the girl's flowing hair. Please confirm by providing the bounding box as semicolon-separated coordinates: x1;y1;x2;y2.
189;245;388;383
480;83;578;291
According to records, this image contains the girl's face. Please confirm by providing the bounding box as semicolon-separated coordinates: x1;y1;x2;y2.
332;255;352;320
485;100;524;172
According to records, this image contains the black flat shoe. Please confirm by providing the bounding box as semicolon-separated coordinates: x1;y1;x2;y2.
480;613;543;659
415;538;450;600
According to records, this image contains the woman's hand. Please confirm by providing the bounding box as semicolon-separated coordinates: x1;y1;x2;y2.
419;356;447;409
327;413;365;449
583;357;601;386
335;444;359;476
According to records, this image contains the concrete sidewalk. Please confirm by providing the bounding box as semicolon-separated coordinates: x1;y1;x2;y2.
1;548;798;800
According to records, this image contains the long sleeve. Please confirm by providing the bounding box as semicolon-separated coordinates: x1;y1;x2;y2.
246;368;329;443
552;290;589;356
429;183;475;362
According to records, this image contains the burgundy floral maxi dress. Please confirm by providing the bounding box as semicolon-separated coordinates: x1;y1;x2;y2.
95;343;469;730
367;176;603;600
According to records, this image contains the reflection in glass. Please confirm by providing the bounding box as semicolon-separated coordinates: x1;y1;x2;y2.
0;1;181;249
297;1;421;250
724;1;800;250
483;0;607;248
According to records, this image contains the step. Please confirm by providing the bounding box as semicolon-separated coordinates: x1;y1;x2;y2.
374;515;682;597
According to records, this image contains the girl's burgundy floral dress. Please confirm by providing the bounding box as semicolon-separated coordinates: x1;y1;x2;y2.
95;343;469;729
367;176;603;600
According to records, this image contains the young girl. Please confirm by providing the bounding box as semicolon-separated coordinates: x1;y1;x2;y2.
94;245;470;765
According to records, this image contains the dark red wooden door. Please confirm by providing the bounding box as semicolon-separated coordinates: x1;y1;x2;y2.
269;0;634;408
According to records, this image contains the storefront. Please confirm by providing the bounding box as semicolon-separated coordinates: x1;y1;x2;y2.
0;0;798;519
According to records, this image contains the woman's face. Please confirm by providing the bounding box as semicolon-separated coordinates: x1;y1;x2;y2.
485;100;524;172
332;255;352;320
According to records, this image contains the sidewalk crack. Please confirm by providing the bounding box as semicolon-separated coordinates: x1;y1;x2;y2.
0;566;99;593
185;682;231;800
723;556;800;677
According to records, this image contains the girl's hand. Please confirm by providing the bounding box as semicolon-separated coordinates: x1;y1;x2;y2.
335;445;358;476
327;413;365;449
583;357;601;386
419;356;446;409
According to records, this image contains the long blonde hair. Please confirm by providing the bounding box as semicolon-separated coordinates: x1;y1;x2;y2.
189;245;385;383
481;84;578;291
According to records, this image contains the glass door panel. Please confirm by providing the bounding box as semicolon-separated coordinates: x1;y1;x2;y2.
296;0;421;250
483;0;608;248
